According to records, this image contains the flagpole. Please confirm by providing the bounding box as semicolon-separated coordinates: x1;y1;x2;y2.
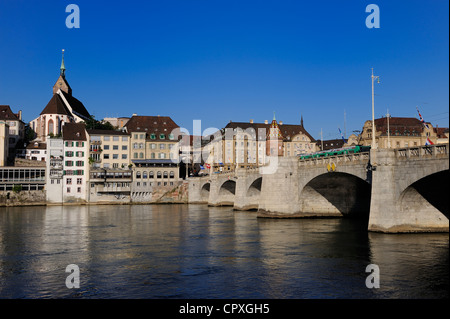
387;108;390;149
371;68;380;150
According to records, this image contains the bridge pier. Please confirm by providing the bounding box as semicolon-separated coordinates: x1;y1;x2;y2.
257;157;302;217
368;148;449;233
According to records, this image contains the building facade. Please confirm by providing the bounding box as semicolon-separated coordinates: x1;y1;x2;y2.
360;116;442;149
124;115;182;202
0;122;9;166
87;129;131;169
205;115;317;171
0;105;25;161
62;123;89;202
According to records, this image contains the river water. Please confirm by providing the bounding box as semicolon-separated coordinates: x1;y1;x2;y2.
0;204;448;299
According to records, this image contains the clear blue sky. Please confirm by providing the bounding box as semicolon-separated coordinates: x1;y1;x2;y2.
0;0;448;140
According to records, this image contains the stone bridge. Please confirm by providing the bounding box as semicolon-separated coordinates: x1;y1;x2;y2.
188;144;449;233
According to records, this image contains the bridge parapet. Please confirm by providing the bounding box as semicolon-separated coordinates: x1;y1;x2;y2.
395;143;449;160
299;152;370;167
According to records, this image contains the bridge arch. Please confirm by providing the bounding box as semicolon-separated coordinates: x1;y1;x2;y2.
215;179;236;206
246;177;262;197
299;172;371;218
201;183;210;202
399;170;449;220
220;180;236;195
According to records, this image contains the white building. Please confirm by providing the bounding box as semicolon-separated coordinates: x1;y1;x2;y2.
61;123;89;203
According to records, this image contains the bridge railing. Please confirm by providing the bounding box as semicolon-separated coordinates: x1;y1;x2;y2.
395;143;449;159
298;152;370;166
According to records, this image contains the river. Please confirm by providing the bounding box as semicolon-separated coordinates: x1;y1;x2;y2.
0;204;448;299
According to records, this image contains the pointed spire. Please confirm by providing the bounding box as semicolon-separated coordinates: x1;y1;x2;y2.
60;49;66;78
273;111;276;121
301;114;304;127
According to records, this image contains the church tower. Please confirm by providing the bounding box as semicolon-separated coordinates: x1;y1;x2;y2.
53;49;72;95
30;50;90;142
266;112;284;156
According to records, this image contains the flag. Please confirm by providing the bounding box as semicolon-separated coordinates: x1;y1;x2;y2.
200;165;204;170
338;128;346;143
425;137;434;146
205;163;211;169
416;106;429;129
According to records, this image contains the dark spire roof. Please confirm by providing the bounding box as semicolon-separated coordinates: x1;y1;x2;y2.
40;94;71;116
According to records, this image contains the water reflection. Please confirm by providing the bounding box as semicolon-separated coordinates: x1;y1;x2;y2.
0;205;447;299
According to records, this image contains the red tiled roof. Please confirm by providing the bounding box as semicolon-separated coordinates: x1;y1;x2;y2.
63;123;87;141
0;105;22;122
124;115;180;141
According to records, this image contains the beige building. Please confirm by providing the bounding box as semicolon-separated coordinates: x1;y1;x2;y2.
124;115;182;201
205;116;317;171
87;129;131;169
0;105;25;160
0;121;9;166
360;116;443;149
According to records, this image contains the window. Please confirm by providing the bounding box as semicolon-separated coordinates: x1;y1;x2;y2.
67;187;71;193
134;153;138;158
122;145;127;150
122;136;128;142
169;171;174;179
139;143;144;149
113;154;118;159
143;171;148;179
134;134;138;139
104;154;110;159
113;136;119;141
160;134;165;139
160;144;165;149
133;143;138;149
157;171;162;179
151;143;156;149
151;153;155;159
159;153;166;159
163;171;168;178
150;133;156;139
169;134;174;140
150;171;154;179
77;187;81;193
104;136;110;141
140;134;145;139
139;152;144;159
67;178;72;185
113;145;119;150
136;171;141;178
104;145;110;150
77;178;82;185
122;154;127;159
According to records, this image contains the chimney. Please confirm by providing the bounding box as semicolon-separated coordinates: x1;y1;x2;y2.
264;120;268;124
250;119;254;123
132;113;137;117
18;110;22;120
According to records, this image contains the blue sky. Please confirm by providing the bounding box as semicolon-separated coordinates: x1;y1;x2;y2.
0;0;448;140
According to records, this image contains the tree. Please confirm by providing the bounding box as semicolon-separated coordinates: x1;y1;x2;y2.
84;115;117;130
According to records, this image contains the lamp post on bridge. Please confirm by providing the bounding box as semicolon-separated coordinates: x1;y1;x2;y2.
371;68;380;149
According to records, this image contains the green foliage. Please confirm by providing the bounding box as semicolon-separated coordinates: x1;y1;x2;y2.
12;185;22;193
84;115;117;130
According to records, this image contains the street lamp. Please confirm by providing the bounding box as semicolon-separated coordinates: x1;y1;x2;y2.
371;68;380;149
